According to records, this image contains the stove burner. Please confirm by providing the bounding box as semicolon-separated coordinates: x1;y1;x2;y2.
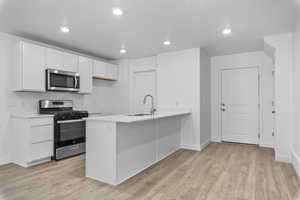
54;110;88;121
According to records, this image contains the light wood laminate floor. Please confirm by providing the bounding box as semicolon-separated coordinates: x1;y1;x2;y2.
0;142;299;200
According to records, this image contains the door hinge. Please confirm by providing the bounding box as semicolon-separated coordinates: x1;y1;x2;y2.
258;103;260;109
258;73;260;80
258;133;261;139
272;132;275;137
272;70;275;76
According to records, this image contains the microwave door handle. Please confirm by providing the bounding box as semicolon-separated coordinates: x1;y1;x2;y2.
74;76;78;89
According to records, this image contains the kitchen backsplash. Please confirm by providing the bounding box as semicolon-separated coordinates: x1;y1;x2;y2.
11;92;86;114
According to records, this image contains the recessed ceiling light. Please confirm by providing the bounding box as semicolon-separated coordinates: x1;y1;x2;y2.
222;28;232;35
60;26;70;33
120;49;127;54
112;8;123;16
163;40;171;46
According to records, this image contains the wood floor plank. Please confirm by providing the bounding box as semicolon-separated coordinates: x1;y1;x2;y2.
0;142;299;200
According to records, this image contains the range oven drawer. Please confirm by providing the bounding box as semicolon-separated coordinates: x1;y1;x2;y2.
55;143;85;160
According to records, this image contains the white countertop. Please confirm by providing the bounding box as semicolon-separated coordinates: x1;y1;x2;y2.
86;110;191;123
11;113;54;119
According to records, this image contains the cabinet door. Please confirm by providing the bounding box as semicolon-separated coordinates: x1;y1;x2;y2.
30;125;53;144
79;56;93;94
30;141;53;161
22;42;46;92
45;48;64;70
63;52;78;72
106;64;118;80
93;60;107;78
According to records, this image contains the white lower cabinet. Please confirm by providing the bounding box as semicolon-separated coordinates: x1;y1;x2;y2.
11;115;54;167
30;141;53;162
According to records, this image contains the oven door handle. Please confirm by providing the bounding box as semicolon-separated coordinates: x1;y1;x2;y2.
57;119;85;124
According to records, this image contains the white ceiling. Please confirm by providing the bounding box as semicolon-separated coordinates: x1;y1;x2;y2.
0;0;297;59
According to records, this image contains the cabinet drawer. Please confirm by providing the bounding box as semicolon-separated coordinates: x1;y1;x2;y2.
31;125;53;144
30;141;53;162
30;117;53;127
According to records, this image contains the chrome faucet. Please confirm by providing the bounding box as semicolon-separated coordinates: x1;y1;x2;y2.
143;94;156;114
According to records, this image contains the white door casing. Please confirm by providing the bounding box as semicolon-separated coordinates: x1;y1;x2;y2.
221;67;259;144
132;70;156;114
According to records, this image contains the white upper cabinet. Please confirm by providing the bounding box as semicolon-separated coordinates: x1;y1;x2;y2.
13;41;46;92
93;60;107;78
93;60;118;80
63;52;79;72
45;48;64;70
45;48;78;72
78;56;93;94
13;41;116;93
106;63;119;80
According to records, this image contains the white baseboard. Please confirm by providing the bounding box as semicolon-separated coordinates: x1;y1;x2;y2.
259;142;274;148
200;140;210;151
0;157;11;166
181;141;210;152
181;144;201;151
275;153;291;163
291;150;300;179
211;137;221;143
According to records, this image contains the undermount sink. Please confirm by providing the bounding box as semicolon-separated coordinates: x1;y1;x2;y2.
127;113;153;116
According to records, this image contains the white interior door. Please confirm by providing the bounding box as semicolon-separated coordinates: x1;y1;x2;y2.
221;68;259;144
132;70;156;113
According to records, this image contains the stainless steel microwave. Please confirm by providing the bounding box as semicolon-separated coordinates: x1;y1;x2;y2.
46;69;80;92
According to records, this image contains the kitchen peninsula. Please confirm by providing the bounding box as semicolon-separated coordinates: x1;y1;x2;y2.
85;110;191;185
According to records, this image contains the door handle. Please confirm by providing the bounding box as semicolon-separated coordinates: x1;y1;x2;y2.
221;103;225;106
272;111;276;114
221;108;226;112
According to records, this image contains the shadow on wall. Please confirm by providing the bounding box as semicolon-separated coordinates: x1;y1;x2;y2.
93;79;117;88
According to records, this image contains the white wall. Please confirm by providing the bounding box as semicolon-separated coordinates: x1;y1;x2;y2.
200;49;211;147
264;33;293;163
84;59;130;114
211;51;275;148
0;33;14;164
157;48;201;150
126;48;211;151
292;13;300;178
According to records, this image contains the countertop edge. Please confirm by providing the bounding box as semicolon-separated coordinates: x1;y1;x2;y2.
86;111;191;123
11;114;55;119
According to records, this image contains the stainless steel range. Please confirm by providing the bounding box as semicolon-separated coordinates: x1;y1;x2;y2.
39;100;88;160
